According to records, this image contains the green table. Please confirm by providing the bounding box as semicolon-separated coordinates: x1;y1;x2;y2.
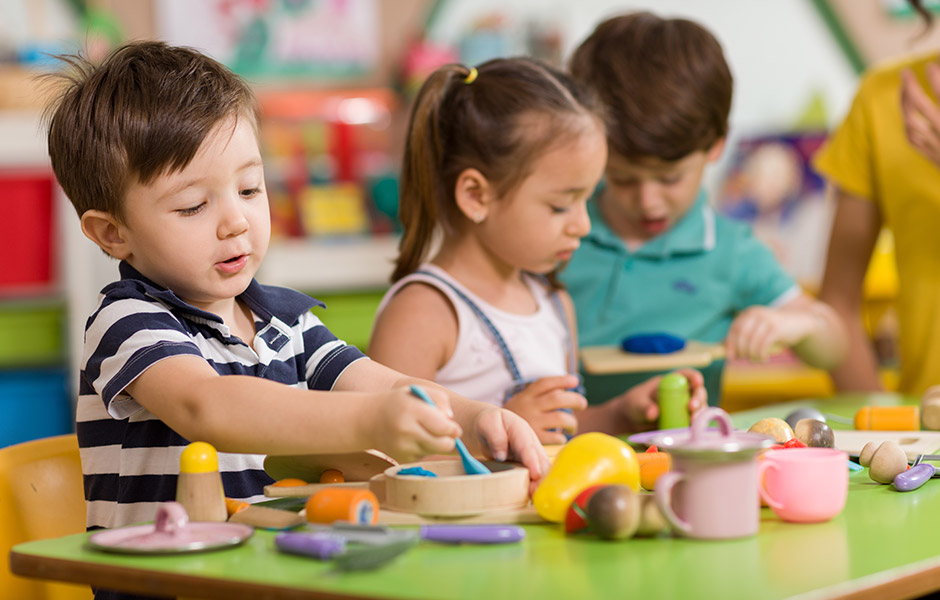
12;394;940;600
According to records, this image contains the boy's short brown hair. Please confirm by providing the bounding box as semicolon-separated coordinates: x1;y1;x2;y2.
570;12;732;162
45;41;260;220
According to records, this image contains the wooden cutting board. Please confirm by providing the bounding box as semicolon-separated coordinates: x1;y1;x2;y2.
265;458;549;526
580;341;726;374
263;450;397;482
833;430;940;460
264;479;547;526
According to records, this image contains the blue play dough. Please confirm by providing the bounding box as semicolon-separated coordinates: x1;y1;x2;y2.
620;333;686;354
397;466;437;477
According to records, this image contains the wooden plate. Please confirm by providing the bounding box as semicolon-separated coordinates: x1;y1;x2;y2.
580;341;726;375
833;430;940;461
263;449;397;483
382;459;529;517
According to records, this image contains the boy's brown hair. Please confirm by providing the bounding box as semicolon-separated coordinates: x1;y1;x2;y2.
394;57;605;284
44;40;260;221
569;12;732;162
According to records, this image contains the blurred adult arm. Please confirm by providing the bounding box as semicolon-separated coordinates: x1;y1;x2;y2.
817;189;883;391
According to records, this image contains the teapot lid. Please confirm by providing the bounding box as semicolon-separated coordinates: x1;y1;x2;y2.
652;407;774;460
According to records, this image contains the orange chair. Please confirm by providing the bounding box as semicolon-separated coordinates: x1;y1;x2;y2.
1;433;92;599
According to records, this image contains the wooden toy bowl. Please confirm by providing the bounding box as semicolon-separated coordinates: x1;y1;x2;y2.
381;460;529;517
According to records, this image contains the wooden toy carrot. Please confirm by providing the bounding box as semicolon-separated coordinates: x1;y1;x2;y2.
854;406;920;431
306;487;379;525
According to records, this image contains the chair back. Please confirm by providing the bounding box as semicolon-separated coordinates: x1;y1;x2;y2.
0;433;92;599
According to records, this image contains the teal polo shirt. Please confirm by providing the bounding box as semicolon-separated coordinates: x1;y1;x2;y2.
560;190;798;406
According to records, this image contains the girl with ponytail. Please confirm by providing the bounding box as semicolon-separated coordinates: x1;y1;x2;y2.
370;58;705;442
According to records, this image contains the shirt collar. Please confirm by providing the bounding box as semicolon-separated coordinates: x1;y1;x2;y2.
117;261;324;325
584;188;715;258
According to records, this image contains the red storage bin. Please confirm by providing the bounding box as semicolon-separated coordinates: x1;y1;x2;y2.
0;172;54;289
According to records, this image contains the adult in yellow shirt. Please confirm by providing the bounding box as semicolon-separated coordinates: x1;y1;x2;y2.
814;48;940;396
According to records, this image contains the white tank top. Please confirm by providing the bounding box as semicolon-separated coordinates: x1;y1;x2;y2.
375;264;572;406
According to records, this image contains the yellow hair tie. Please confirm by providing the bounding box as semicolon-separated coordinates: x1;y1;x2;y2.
464;67;478;85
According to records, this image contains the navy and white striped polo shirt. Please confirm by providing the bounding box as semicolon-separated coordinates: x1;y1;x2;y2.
77;261;366;530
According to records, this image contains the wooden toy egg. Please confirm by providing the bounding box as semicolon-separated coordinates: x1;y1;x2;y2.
635;494;668;537
794;418;835;448
921;385;940;431
584;484;640;540
748;417;794;443
858;441;878;467
868;441;909;484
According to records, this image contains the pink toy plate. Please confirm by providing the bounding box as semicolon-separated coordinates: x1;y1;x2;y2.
87;502;254;555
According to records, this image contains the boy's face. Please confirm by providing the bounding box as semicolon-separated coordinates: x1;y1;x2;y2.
118;116;270;312
601;141;723;247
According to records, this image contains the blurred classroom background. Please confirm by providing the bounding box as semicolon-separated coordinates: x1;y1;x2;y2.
0;0;932;446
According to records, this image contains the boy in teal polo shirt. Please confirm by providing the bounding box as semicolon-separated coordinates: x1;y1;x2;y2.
564;13;847;407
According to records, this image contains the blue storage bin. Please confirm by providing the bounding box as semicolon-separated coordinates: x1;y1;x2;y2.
0;368;72;448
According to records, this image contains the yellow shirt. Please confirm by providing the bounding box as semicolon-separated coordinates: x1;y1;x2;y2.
814;52;940;396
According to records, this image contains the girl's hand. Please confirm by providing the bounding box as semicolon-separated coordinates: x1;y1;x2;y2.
365;386;462;463
472;407;551;496
901;66;940;167
502;375;588;445
613;368;707;432
725;306;813;362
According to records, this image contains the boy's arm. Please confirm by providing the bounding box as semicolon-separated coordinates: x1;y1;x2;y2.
818;189;884;390
725;292;847;370
775;293;848;370
124;354;460;461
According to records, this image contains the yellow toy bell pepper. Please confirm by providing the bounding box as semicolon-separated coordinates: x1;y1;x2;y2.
533;432;640;522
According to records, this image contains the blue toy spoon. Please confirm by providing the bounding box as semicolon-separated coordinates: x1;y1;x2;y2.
409;385;491;475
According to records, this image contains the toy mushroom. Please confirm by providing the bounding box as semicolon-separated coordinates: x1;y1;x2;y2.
868;441;909;484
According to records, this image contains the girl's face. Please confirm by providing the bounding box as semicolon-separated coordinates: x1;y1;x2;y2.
477;116;608;274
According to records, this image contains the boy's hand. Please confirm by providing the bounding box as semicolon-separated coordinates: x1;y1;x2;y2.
726;306;814;362
366;386;462;463
901;66;940;167
472;407;551;495
502;375;588;445
613;368;707;432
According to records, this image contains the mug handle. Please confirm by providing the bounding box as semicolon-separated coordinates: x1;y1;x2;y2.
757;460;784;510
654;471;691;535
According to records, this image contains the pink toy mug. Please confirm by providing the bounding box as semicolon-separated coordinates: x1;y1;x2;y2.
653;407;774;540
758;447;848;523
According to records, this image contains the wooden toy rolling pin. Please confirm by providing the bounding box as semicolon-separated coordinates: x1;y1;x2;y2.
854;406;920;431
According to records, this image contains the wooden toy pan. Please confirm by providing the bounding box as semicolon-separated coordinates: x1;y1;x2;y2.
380;459;530;517
263;449;397;483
